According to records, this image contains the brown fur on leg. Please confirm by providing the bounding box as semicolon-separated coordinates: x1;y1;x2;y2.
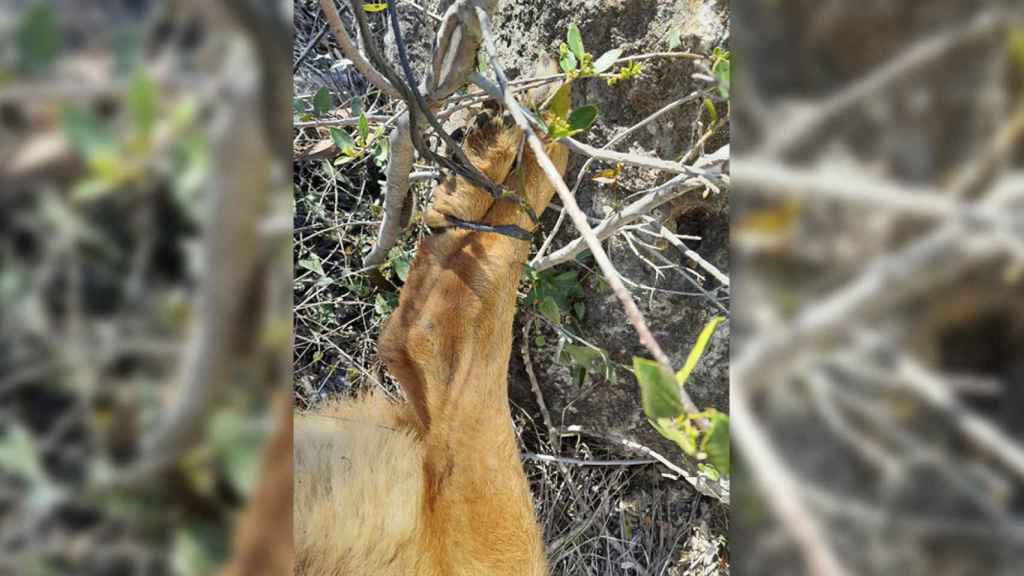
295;77;569;575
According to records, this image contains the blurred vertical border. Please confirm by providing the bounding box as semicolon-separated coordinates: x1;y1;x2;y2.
732;1;1024;575
0;1;292;574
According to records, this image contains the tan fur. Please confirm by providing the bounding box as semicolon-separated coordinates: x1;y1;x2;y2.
295;92;569;575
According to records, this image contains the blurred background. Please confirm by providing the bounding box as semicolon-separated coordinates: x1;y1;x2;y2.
732;1;1024;575
0;1;291;574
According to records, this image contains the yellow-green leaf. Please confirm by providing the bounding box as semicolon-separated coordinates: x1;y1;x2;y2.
703;97;718;125
330;127;355;155
1010;28;1024;71
634;357;683;419
560;49;578;74
592;163;622;185
363;3;389;12
358;112;370;143
129;68;158;141
567;23;585;60
547;82;572;121
651;417;697;455
676;315;725;386
700;412;730;475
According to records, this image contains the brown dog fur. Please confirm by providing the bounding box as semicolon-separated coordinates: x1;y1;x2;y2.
293;91;569;575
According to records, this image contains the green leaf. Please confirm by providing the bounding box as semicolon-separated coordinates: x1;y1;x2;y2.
568;105;598;133
16;1;61;75
539;296;561;325
477;48;490;74
592;48;623;73
573;300;586;320
676;315;725;385
330;127;355;155
560;50;578;74
352;96;363;117
562;344;604;370
698;462;721;481
567;23;585;61
703;97;718;125
374;294;394;316
313;87;332;116
713;58;730;99
128;68;158;141
292;98;305;113
298;253;325;276
392;255;411;282
0;425;44;480
60;107;114;158
373;135;390;165
634;357;683;419
552;270;579;289
700;412;730;475
534;335;547;347
651;417;697;454
172;523;228;576
363;3;389;12
668;28;682;51
358;112;370;143
547;82;572;120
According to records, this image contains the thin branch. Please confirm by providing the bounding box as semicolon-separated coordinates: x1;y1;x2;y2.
532;159;726;271
898;357;1024;482
473;5;710;426
734;156;957;219
319;0;401;100
522;317;559;452
521;453;658;467
533;92;704;265
363;113;415;266
561;425;729;503
759;8;1001;158
398;0;443;23
385;2;502;196
294;113;393;129
565;137;718;176
636;242;729;315
659;225;730;287
731;381;852;576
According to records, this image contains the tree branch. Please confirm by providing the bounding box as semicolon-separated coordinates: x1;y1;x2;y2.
473;4;711;426
319;0;401;100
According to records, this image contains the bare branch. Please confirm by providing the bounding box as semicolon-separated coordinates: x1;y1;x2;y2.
561;425;729;503
318;0;401;100
532;161;726;271
533;93;705;264
473;5;711;426
363;114;414;266
759;9;1001;158
659;225;730;287
731;380;852;576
